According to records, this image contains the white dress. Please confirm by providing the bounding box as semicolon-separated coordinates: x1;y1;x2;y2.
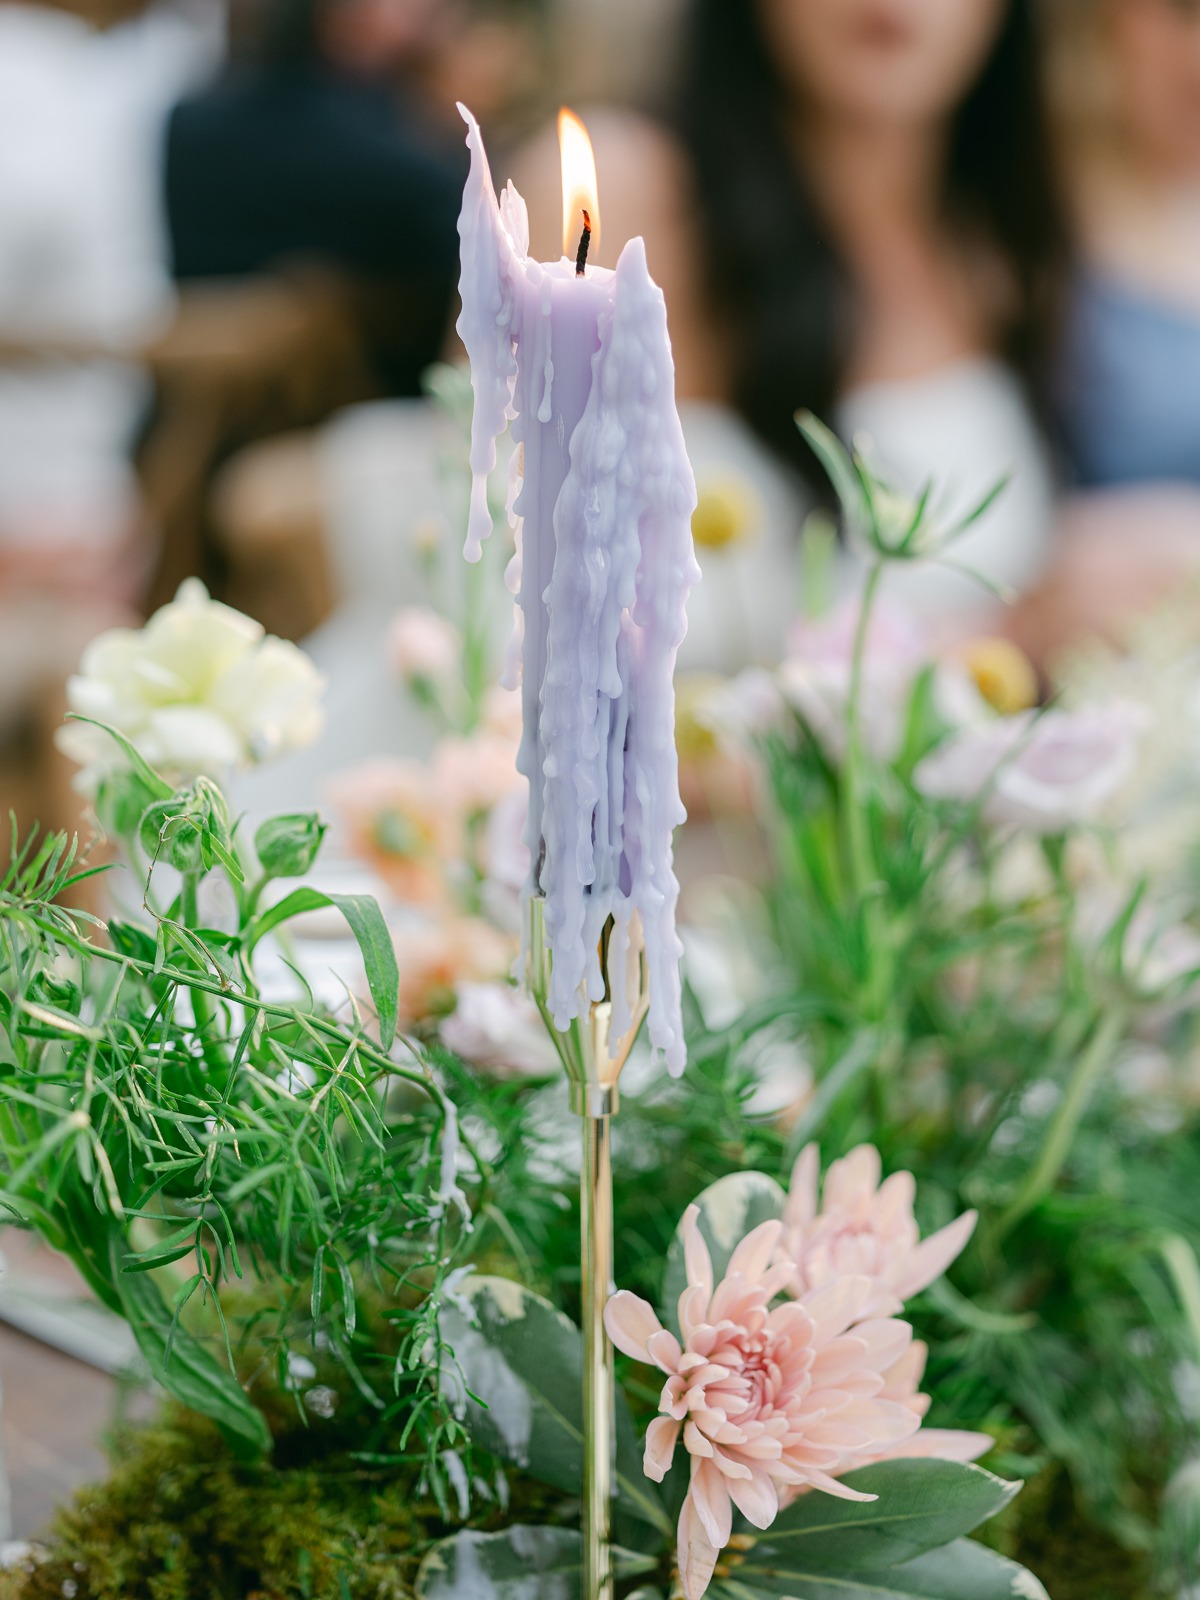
676;358;1055;671
836;357;1056;620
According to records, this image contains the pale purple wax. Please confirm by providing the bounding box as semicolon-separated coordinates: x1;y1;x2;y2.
455;104;699;1075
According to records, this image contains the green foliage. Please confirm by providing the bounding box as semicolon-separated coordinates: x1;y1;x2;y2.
439;1276;669;1540
0;768;473;1488
254;813;328;881
726;424;1200;1580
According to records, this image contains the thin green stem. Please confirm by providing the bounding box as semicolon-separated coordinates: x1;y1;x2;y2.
180;870;228;1077
842;560;884;904
993;1005;1127;1242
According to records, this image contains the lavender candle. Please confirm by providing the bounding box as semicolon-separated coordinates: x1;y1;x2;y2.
455;104;699;1076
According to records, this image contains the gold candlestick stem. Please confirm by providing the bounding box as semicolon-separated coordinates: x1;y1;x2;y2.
526;898;648;1600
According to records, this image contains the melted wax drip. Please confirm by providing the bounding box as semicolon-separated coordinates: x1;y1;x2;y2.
455;105;699;1075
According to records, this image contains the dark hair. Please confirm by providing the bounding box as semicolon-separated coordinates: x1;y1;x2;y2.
675;0;1070;484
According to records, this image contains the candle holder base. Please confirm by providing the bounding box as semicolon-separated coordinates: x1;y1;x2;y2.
525;897;648;1600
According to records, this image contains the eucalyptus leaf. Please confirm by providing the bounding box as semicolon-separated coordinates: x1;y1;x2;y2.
661;1170;786;1330
440;1275;669;1536
713;1536;1048;1599
416;1526;581;1600
732;1461;1020;1578
415;1526;655;1600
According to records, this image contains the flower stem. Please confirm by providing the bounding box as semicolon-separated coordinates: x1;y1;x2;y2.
993;1005;1127;1242
180;870;226;1074
842;561;892;1019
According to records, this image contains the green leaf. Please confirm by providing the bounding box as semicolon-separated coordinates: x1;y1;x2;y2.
662;1170;786;1330
732;1461;1020;1578
120;1221;199;1273
246;888;399;1051
440;1275;669;1537
328;893;398;1051
795;412;866;535
416;1527;655;1600
714;1536;1048;1599
65;716;172;801
112;1237;271;1459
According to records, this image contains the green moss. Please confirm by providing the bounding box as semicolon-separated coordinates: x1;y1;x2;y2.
0;1403;562;1600
0;1398;1161;1600
980;1464;1158;1600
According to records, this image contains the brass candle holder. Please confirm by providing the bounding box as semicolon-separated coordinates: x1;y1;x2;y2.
526;897;649;1600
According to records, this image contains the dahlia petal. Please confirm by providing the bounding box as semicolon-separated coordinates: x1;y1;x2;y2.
682;1205;714;1304
802;1467;878;1502
684;1421;715;1458
604;1291;665;1364
727;1468;779;1530
690;1459;733;1548
842;1398;922;1446
874;1169;918;1232
677;1489;721;1600
638;1410;676;1466
809;1335;870;1384
710;1447;752;1480
804;1421;875;1451
851;1317;913;1372
646;1328;683;1371
679;1283;709;1343
881;1428;993;1463
895;1210;978;1301
761;1261;799;1300
801;1274;874;1342
882;1339;928;1395
824;1145;882;1211
726;1219;784;1286
784;1143;820;1234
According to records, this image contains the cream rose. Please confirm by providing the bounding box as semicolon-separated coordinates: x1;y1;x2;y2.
57;580;325;791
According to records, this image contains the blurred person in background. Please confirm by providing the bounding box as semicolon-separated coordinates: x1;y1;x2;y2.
0;0;220;833
1010;0;1200;658
1049;0;1200;491
165;0;474;396
513;0;1070;646
0;0;220;602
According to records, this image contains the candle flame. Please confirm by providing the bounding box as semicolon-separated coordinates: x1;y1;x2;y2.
559;107;600;261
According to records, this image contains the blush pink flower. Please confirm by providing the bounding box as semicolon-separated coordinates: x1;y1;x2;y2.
868;1340;992;1466
604;1206;920;1600
326;759;458;905
387;606;461;684
782;1144;977;1319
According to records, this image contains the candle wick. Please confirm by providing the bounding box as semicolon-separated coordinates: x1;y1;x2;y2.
574;210;592;277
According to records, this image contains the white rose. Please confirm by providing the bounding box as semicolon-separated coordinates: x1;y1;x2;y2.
915;705;1145;833
439;981;557;1076
56;579;325;790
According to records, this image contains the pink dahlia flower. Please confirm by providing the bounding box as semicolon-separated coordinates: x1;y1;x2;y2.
782;1144;977;1318
604;1206;920;1600
870;1340;992;1465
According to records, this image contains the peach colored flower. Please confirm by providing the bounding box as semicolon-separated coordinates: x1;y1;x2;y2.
394;914;513;1024
480;683;523;742
387;606;461;684
433;729;522;819
326;759;459;905
605;1207;920;1600
439;980;557;1075
782;1144;976;1319
868;1340;992;1466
